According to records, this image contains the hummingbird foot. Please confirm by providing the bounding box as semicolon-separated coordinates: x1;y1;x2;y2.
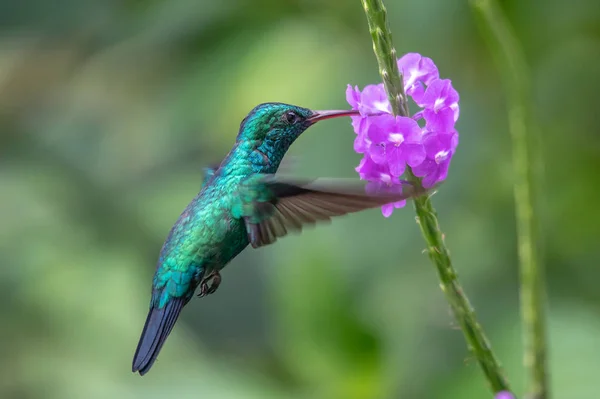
198;270;221;297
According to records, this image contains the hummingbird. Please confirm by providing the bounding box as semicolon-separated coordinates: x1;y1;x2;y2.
131;102;428;375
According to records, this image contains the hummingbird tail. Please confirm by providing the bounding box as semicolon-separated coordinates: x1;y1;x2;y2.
132;297;185;375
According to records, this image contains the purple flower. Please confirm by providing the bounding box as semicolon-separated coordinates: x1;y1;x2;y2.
417;78;460;130
358;84;391;115
366;115;425;177
346;52;459;216
417;78;459;113
412;131;458;188
345;83;390;119
495;391;516;399
397;52;439;103
346;84;361;109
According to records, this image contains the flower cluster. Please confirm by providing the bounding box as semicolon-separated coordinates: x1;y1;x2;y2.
346;53;459;217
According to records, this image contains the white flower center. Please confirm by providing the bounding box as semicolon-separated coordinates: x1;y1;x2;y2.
434;97;445;112
373;100;389;112
388;133;404;146
379;173;392;185
435;150;450;164
405;67;425;89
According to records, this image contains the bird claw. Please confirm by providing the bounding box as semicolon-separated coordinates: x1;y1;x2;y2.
198;270;221;297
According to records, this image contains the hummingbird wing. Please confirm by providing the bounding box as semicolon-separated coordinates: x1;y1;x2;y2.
235;175;431;248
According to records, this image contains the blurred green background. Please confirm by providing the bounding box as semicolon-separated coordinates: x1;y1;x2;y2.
1;0;599;398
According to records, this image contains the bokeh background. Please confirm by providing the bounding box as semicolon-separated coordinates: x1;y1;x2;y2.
1;0;599;398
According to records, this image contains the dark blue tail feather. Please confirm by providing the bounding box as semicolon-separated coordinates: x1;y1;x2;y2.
132;297;185;375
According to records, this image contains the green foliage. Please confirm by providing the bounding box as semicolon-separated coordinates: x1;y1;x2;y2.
471;1;547;397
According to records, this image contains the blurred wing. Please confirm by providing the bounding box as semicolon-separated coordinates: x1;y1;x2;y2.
241;176;430;248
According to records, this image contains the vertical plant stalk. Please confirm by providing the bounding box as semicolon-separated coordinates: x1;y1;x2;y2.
360;0;511;394
470;1;547;399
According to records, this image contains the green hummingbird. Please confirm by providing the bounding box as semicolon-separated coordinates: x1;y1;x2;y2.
132;102;427;375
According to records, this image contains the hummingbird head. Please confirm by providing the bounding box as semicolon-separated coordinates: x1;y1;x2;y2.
236;103;358;165
230;103;358;173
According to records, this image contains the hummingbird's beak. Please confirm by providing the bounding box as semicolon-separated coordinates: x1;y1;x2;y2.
307;109;360;123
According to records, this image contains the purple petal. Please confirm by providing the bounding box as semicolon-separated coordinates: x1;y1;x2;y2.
356;156;388;180
397;53;421;71
350;115;365;135
380;199;406;217
412;110;424;123
346;84;361;109
412;158;437;177
443;80;460;106
353;117;372;153
418;78;459;111
393;200;407;209
353;116;372;153
386;145;406;177
424;107;456;133
354;129;368;153
355;156;376;179
409;83;426;104
397;53;440;96
381;203;395;217
367;114;397;144
370;143;387;165
422;132;445;157
402;143;426;167
439;131;459;152
437;157;451;181
422;131;457;158
390;116;421;143
420;79;446;108
450;130;459;150
359;84;391;116
422;172;439;188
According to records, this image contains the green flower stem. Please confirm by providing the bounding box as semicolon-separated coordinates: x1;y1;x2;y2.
360;0;511;394
470;1;547;398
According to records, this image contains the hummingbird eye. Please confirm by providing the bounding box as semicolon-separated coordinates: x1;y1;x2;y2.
283;111;300;125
